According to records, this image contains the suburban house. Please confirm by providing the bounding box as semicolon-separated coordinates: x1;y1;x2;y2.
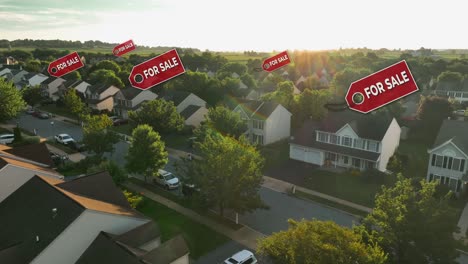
290;110;401;171
27;73;49;87
40;77;66;100
160;91;207;113
0;143;63;202
0;171;189;264
113;87;158;119
180;105;209;127
0;67;12;77
433;79;468;103
57;79;90;99
426;119;468;192
85;83;120;112
233;100;292;145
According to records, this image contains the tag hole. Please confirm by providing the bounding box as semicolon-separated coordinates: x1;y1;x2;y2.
134;74;143;84
352;92;364;105
51;67;57;73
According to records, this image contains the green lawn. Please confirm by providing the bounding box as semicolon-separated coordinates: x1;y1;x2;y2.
304;169;396;208
137;197;230;260
261;140;290;171
161;133;192;150
56;164;87;177
110;124;133;136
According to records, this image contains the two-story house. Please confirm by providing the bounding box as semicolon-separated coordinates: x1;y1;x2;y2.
57;79;90;99
27;73;49;87
40;77;66;100
233;100;292;145
85;83;120;112
426;119;468;192
160;91;207;113
290;110;401;171
432;79;468;103
113;87;158;119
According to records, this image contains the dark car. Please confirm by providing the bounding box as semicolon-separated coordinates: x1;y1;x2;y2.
69;141;86;152
112;118;129;126
32;111;50;119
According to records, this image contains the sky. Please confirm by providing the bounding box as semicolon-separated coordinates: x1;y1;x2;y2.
1;0;467;52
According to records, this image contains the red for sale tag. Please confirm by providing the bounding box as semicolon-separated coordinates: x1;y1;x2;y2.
345;60;419;114
47;52;84;78
262;51;291;72
129;49;185;90
113;39;136;56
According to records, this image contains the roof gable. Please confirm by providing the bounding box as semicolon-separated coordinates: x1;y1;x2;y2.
180;105;202;119
432;119;468;155
160;90;191;106
3;143;54;167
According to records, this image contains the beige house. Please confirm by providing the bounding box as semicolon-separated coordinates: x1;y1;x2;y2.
113;87;158;119
85;84;120;112
41;77;66;100
180;105;209;127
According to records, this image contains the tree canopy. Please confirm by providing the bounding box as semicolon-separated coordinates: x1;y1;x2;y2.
258;219;387;264
358;174;460;264
0;78;27;122
88;69;124;88
21;85;44;107
63;89;87;118
125;125;168;182
81;114;120;158
128;99;184;134
195;106;247;140
417;95;453;128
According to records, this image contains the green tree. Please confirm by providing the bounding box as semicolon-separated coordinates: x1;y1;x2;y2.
87;160;127;185
261;81;295;110
93;60;121;73
292;88;330;127
89;69;124;88
24;60;42;72
0;78;27;122
202;106;247;138
217;62;248;79
123;190;143;209
82;114;120;158
63;89;87;118
21;85;44;107
331;67;372;96
185;134;265;216
240;73;257;89
128;99;184;134
66;70;82;80
417;96;453;128
125;125;168;182
8;50;33;61
258;219;387;264
359;175;460;264
437;71;464;83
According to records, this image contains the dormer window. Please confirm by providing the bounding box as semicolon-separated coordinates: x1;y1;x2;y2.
342;136;352;147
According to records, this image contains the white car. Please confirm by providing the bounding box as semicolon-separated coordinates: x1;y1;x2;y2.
54;134;75;145
224;250;258;264
0;134;15;145
153;169;180;190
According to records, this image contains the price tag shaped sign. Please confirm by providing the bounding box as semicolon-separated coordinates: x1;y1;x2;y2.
345;60;419;114
129;49;185;90
47;51;84;78
262;51;291;72
113;39;136;57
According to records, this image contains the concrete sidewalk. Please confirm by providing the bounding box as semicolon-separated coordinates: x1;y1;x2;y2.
123;181;265;250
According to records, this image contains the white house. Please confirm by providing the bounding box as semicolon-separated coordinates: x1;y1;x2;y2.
74;81;91;97
290;110;401;171
113;87;158;119
233;100;292;145
433;80;468;103
85;83;120;112
41;77;66;100
180;105;209;127
426;119;468;192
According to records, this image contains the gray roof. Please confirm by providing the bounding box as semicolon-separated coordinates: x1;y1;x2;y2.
56;171;134;210
435;81;466;91
41;77;56;85
160;90;191;106
120;86;143;100
23;72;36;80
180;105;202;119
115;221;160;249
142;235;189;264
432;119;468;155
0;176;84;264
62;78;81;89
236;100;282;120
76;232;142;264
88;83;111;95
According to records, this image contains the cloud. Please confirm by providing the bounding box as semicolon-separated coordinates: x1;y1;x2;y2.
0;11;36;22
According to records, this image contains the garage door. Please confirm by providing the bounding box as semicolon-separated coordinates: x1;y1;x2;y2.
290;146;305;161
305;149;322;165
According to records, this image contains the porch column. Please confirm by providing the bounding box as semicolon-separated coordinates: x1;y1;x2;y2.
334;154;337;168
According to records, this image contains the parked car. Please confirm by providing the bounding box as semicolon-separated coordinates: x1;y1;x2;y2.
453;109;466;116
224;250;258;264
54;134;75;145
32;111;50;119
0;134;15;145
112;118;129;126
153;169;180;190
26;108;36;114
50;151;69;165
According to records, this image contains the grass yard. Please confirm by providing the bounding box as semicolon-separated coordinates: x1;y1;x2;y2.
161;133;192;150
137;197;230;260
56;164;87;177
261;140;290;171
110;123;133;136
303;169;396;208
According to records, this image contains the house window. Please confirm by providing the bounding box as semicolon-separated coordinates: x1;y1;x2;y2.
435;155;443;167
318;132;329;143
431;154;436;166
252;120;264;130
452;158;461;171
366;161;375;169
455;92;462;98
443;156;448;168
330;134;339;144
342;136;352;147
253;134;263;145
429;173;434;181
461;159;466;172
367;141;378;152
353;139;364;149
352;158;361;168
326;152;337;161
343;156;349;164
448;157;453;169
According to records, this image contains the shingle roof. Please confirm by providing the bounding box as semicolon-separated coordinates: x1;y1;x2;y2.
76;232;142;264
41;76;56;85
432;119;468;155
142;235;189;264
120;86;143;100
236;100;282;120
62;78;80;89
160;90;190;106
3;142;54;167
0;156;59;175
0;176;84;264
180;105;202;119
115;221;160;249
291;118;383;161
56;171;133;210
23;72;36;80
88;83;111;95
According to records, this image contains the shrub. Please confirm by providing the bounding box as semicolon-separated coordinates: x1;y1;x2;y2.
350;169;361;177
12;126;22;143
360;168;388;184
123;190;143;209
11;136;40;147
87;160;127;185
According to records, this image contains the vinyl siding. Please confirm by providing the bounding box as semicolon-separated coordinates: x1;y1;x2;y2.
378;118;401;171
